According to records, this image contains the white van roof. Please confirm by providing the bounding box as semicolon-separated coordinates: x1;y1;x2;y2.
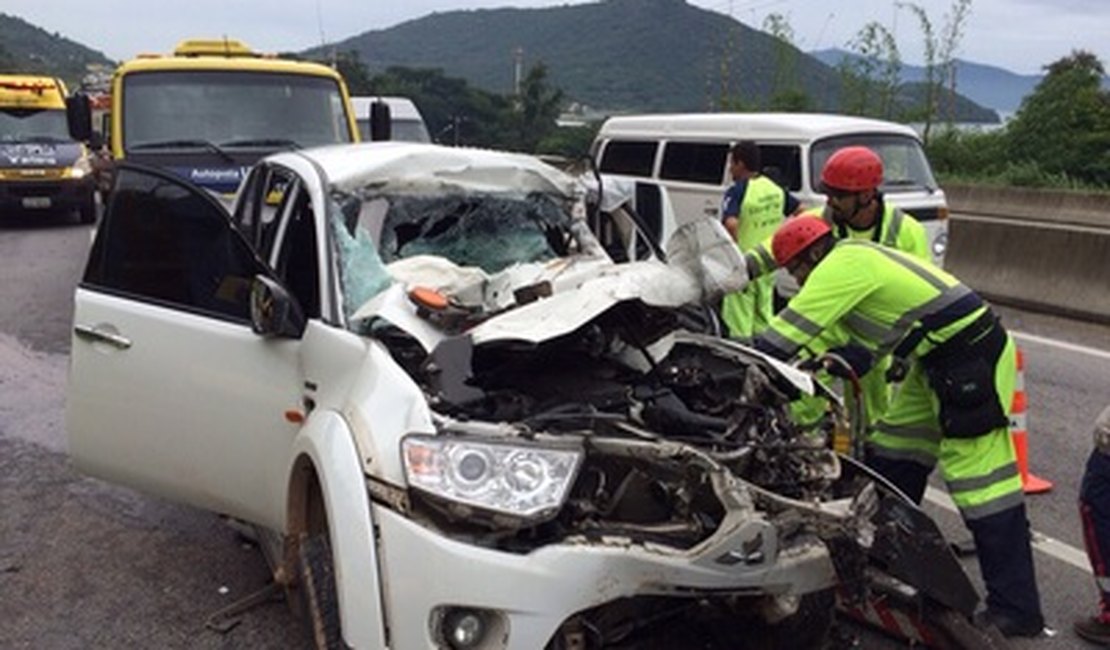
597;112;921;143
350;96;424;121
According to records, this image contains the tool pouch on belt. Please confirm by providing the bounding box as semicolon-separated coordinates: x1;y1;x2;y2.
921;312;1009;439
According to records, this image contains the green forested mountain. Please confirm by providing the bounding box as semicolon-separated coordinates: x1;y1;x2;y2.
309;0;995;121
312;0;833;112
0;13;114;87
0;1;996;123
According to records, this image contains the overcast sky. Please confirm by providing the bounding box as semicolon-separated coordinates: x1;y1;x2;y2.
4;0;1108;76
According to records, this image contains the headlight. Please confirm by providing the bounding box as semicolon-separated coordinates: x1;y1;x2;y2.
70;156;92;178
402;435;582;520
932;232;948;258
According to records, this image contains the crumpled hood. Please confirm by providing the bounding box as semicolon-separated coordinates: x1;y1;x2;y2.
351;214;748;351
353;254;701;351
0;141;82;168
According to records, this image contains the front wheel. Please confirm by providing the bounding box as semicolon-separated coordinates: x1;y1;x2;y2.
298;532;342;650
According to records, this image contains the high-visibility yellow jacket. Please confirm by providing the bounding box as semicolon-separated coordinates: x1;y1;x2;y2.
745;199;929;276
757;239;984;361
725;175;790;251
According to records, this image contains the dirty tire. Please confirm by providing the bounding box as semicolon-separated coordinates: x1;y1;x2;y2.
929;607;1012;650
299;533;342;650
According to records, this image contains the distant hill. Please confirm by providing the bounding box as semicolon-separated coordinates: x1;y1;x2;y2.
0;4;998;123
310;0;995;120
810;48;1040;115
0;13;114;87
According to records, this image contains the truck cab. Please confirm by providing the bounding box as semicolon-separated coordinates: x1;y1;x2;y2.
68;38;359;205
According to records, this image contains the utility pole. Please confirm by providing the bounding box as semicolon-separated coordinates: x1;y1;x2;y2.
513;47;524;98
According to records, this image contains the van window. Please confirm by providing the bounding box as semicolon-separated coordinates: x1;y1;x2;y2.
598;140;657;177
757;145;803;192
659;142;728;185
811;134;937;194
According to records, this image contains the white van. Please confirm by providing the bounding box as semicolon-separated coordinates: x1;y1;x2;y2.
592;112;950;265
351;96;431;143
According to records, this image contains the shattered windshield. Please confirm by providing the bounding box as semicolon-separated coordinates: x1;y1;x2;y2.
377;192;573;272
329;187;580;320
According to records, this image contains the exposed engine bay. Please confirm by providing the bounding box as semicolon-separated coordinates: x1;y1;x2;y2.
377;299;847;547
372;297;990;648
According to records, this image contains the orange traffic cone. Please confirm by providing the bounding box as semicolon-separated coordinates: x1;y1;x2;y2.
1010;347;1053;494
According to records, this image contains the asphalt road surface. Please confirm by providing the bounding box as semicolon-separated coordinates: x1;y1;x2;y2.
1;209;1106;649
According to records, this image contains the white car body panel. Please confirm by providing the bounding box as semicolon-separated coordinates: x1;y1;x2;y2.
341;337;435;484
291;409;387;649
374;505;836;649
66;290;302;531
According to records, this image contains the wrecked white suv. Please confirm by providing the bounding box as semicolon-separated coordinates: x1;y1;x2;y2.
66;143;994;650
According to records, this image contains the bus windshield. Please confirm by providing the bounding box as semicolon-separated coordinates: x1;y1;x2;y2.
122;70;353;153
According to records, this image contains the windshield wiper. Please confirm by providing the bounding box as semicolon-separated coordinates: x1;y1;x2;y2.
130;139;235;163
220;138;301;150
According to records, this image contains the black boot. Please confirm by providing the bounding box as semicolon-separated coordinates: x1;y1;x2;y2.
1075;615;1110;646
965;503;1044;638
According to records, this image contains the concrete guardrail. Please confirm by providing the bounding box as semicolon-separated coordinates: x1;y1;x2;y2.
942;183;1110;323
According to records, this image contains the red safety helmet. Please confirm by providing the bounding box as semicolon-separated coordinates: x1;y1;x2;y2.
772;217;832;267
820;146;884;192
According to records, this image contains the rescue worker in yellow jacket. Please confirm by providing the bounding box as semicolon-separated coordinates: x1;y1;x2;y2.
747;146;931;427
719;141;799;338
753;217;1045;638
742;145;929;285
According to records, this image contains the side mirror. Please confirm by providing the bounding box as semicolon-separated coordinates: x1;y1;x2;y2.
369;100;392;141
66;93;93;142
250;275;306;338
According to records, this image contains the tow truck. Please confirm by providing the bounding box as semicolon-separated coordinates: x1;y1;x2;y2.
65;38;360;204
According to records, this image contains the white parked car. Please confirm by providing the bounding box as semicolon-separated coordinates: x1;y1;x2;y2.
66;142;990;649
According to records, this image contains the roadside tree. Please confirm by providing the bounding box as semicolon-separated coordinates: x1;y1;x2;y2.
1007;50;1110;186
838;21;901;119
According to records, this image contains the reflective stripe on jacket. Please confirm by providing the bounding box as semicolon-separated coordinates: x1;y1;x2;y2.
758;240;981;360
744;199;929;276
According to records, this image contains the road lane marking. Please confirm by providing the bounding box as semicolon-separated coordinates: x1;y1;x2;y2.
924;486;1091;572
1011;331;1110;362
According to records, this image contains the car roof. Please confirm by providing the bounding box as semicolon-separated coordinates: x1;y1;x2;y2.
270;142;579;196
597;112;920;142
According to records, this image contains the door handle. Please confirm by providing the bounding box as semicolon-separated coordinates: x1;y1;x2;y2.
74;324;132;350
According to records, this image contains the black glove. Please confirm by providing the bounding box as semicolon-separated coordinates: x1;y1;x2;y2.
823;344;874;378
752;335;789;361
797;356;824;373
886;356;910;382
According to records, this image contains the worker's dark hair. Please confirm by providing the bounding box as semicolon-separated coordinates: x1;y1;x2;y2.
730;140;762;172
